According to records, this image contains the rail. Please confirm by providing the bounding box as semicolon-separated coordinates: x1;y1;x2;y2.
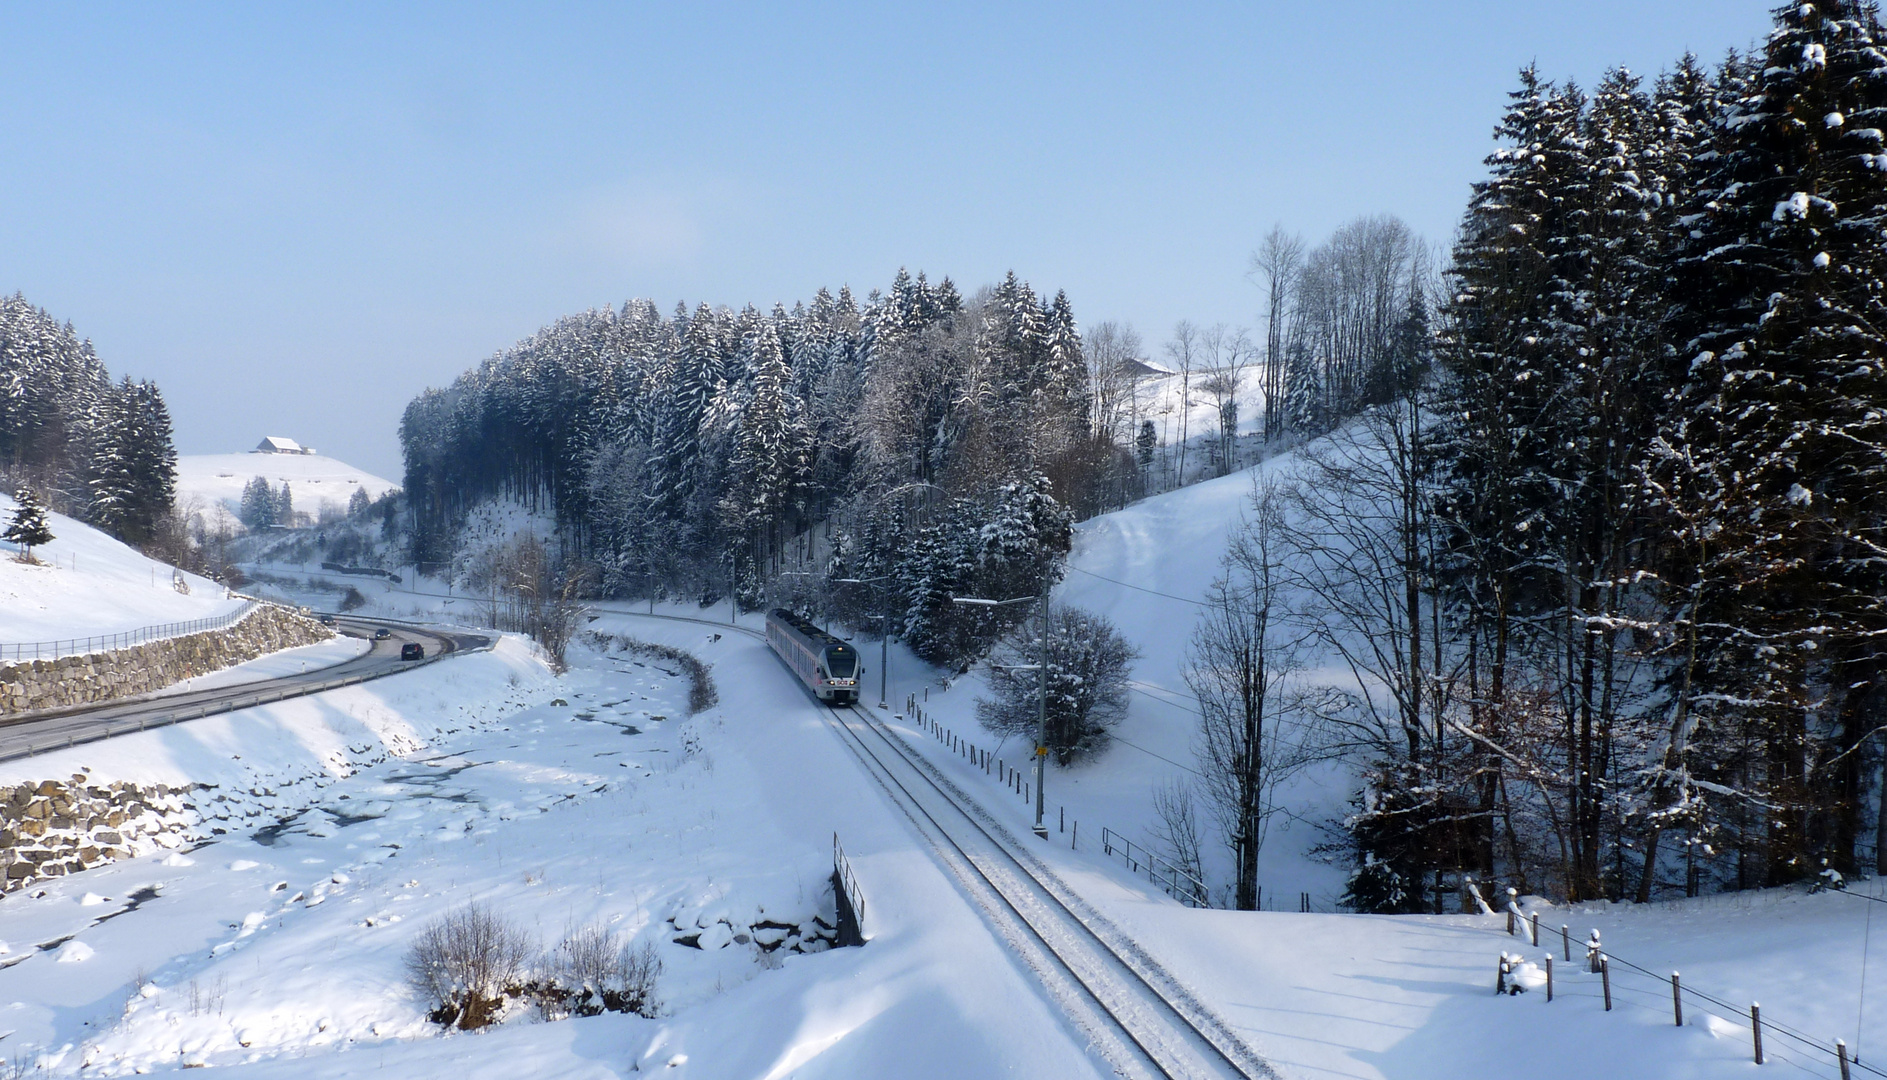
0;600;261;664
598;607;1280;1077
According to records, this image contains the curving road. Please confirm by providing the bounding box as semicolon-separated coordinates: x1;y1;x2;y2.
0;616;492;763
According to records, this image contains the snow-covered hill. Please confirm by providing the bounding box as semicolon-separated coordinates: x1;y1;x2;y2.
175;453;398;520
0;493;241;644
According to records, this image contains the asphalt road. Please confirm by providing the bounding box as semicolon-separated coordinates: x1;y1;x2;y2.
0;616;492;763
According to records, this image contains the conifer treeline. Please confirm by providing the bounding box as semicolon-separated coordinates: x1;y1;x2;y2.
0;293;176;545
399;270;1111;666
1361;0;1887;908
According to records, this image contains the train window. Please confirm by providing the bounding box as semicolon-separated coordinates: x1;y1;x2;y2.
825;649;857;679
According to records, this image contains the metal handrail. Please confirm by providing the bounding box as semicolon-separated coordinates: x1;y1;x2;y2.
0;600;260;664
1101;826;1210;908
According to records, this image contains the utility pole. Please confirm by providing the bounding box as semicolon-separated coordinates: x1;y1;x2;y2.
835;575;893;709
1034;588;1048;835
951;591;1050;838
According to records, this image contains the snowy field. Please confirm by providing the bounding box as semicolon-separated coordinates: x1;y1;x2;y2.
175;454;398;519
3;602;1876;1077
0;493;241;646
87;430;1877;1078
0;625;1113;1078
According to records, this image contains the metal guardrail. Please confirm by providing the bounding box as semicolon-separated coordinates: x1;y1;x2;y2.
0;600;261;664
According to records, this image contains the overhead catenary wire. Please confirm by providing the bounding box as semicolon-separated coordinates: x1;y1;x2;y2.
1066;565;1210;607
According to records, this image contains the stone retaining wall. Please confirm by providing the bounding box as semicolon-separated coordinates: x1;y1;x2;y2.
1;776;201;890
0;605;333;715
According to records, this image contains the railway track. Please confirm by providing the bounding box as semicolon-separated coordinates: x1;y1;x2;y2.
612;608;1274;1080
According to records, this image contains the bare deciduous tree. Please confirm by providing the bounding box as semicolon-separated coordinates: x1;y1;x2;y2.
1249;226;1306;441
1163;321;1199;485
1186;479;1319;910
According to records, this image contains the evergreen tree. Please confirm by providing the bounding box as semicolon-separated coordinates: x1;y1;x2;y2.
348;486;371;518
1669;0;1887;882
239;475;277;529
721;321;813;549
4;487;53;560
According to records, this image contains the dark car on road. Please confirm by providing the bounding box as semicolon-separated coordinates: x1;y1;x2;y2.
400;643;425;661
318;614;337;626
373;628;392;640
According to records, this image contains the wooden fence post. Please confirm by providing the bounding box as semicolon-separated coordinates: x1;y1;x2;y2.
1837;1039;1851;1080
1545;954;1553;1001
1496;954;1509;995
1587;930;1603;973
1751;1002;1763;1064
1561;924;1571;962
1529;911;1540;946
1601;957;1612;1011
1672;972;1683;1027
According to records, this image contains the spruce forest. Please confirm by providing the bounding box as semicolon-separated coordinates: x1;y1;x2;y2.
0;293;177;547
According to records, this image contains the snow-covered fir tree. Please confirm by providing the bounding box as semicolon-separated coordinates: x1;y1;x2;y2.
4;487;54;560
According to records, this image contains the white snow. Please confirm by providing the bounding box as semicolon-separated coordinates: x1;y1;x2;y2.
5;439;1878;1079
175;453;398;519
0;493;241;645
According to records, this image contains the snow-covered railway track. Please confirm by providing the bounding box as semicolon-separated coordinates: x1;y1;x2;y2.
610;610;1272;1080
821;702;1272;1080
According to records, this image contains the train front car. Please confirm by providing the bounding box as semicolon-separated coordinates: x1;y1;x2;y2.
821;642;859;704
765;608;862;705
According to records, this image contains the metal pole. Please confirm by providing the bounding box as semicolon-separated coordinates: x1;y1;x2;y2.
1034;589;1047;838
879;606;889;709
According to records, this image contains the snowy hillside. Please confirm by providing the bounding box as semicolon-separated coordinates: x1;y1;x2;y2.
0;492;241;644
176;453;398;519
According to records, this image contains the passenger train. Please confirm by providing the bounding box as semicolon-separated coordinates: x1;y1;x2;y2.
765;608;861;705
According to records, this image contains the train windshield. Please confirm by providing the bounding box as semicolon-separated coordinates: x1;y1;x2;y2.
824;646;857;679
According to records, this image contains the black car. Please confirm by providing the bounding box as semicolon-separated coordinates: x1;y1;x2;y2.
400;642;425;661
318;614;337;626
373;628;392;640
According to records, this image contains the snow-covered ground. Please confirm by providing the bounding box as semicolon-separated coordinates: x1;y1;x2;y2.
0;626;1115;1078
175;453;398;520
0;493;241;646
24;426;1870;1078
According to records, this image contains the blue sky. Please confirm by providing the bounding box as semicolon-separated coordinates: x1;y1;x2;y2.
2;3;1761;479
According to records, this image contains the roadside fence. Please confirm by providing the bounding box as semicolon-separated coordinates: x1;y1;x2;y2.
1491;887;1880;1078
0;599;260;664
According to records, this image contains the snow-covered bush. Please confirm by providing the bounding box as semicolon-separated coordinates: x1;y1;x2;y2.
404;904;538;1030
539;925;662;1019
976;605;1137;763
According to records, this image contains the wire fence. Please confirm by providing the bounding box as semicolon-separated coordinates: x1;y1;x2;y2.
901;694;1214;908
1491;891;1882;1078
0;600;260;664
